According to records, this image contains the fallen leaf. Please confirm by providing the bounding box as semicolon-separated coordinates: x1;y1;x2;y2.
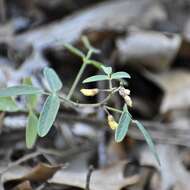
49;161;139;190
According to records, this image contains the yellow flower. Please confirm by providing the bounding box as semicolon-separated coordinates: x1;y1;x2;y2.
107;114;118;130
80;88;99;96
124;95;132;107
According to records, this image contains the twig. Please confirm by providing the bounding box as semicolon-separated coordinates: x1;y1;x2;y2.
0;151;41;174
85;165;94;190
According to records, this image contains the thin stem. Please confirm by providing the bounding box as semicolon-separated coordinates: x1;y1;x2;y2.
109;77;112;90
66;50;93;100
60;87;120;109
105;106;122;114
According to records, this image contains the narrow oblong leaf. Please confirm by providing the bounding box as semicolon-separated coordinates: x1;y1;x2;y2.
0;85;43;97
133;120;160;166
111;72;131;80
101;66;112;75
44;67;63;92
64;43;85;58
115;107;132;142
0;97;19;112
23;78;38;109
26;111;38;149
83;75;109;83
37;94;60;137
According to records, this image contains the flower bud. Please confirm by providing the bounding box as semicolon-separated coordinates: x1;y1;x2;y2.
124;95;133;107
119;87;130;97
80;88;99;96
107;114;118;130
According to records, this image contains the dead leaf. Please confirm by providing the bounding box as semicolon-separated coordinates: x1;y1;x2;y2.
151;70;190;113
49;161;139;190
117;30;181;71
13;180;33;190
2;163;62;186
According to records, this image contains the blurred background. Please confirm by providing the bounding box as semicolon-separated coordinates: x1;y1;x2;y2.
0;0;190;189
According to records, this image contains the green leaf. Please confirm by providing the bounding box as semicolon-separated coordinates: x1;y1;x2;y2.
101;66;112;75
111;72;131;79
26;111;38;149
37;94;60;137
23;78;38;109
83;75;109;83
86;60;103;69
64;43;85;58
44;67;63;92
0;85;43;97
115;105;132;142
0;97;19;112
133;120;161;166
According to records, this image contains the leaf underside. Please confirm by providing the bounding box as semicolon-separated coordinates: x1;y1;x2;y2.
83;75;109;83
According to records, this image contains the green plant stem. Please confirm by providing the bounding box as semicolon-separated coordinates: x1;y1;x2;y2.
105;106;122;114
67;50;93;100
60;87;120;109
67;62;87;100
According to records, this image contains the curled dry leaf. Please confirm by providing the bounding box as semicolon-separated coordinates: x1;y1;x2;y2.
2;163;62;185
49;161;139;190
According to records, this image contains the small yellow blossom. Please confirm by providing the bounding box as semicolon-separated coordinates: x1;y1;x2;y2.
80;88;99;96
124;95;132;107
107;114;118;130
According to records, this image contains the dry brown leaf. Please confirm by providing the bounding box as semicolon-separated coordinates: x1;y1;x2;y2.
13;180;33;190
49;161;139;190
2;163;62;185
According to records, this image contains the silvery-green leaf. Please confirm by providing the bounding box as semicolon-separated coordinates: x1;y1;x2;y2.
115;105;132;142
64;43;85;58
44;67;63;92
23;78;38;109
0;85;43;97
83;75;109;83
26;111;38;149
37;94;60;137
0;97;19;112
111;72;131;79
134;120;160;166
101;66;112;75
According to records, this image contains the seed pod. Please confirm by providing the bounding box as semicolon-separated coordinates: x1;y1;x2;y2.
124;95;133;107
80;88;99;96
107;114;118;130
